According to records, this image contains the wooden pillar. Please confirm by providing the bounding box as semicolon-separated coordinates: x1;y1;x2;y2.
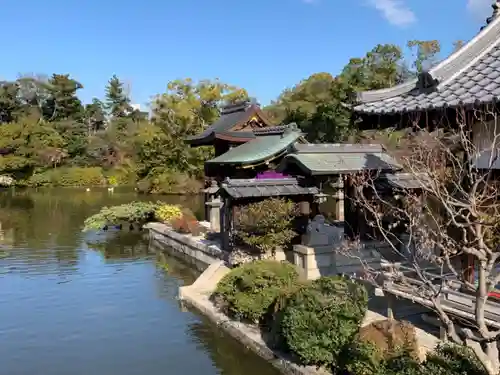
462;254;475;284
344;175;358;240
220;197;231;251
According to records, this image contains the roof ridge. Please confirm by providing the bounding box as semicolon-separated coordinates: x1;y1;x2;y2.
357;10;500;104
484;1;500;27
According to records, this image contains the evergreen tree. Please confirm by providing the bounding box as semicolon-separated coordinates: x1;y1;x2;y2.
84;98;106;134
105;75;132;118
43;74;84;121
0;81;22;123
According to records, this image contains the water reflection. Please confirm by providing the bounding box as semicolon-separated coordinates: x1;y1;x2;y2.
0;188;279;375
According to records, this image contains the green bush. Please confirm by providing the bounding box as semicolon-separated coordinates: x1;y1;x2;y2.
340;319;419;375
83;201;160;231
28;167;106;187
340;339;488;375
137;169;203;194
213;260;299;323
423;344;487;375
55;167;106;186
279;276;368;368
234;198;298;255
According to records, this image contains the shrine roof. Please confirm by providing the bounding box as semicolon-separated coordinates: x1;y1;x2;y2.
354;4;500;115
277;143;400;176
381;173;428;190
205;124;303;165
220;178;318;199
185;100;276;145
472;150;500;169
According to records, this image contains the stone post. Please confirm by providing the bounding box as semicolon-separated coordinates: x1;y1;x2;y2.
206;198;222;232
335;177;344;222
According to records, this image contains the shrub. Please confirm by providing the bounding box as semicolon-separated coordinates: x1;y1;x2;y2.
27;170;54;187
154;204;182;223
55;167;106;186
83;201;160;231
279;276;368;368
340;319;419;375
234;198;298;255
423;344;487;375
138;169;203;194
29;167;106;187
213;260;299;323
170;208;201;235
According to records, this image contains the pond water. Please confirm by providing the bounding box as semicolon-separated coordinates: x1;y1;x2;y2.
0;188;281;375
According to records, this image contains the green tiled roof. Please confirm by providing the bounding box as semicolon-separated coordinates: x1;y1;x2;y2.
277;144;401;175
205;126;302;165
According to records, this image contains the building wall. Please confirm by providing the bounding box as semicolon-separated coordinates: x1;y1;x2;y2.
472;118;500;151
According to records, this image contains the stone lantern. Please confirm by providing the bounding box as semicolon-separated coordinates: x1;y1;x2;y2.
204;180;222;232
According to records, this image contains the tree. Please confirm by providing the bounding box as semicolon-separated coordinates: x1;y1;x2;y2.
43;74;84;121
453;40;465;53
17;74;51;121
150;78;248;177
0;81;21;123
84;98;106;134
265;44;405;143
105;75;132;118
265;73;352;143
407;40;441;73
342;109;500;374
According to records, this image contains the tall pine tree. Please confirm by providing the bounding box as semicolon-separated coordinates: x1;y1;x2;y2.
105;75;132;118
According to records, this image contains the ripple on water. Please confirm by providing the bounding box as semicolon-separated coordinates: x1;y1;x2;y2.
0;189;281;375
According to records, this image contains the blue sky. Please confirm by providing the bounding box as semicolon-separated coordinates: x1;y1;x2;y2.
2;0;496;107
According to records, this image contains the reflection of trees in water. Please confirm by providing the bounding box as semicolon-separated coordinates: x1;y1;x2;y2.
155;251;199;285
186;318;281;375
0;188;204;270
85;231;152;261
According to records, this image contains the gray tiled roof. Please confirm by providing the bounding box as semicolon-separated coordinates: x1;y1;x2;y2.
220;178;318;199
354;14;500;114
185;100;277;145
472;150;500;169
278;143;400;176
382;173;429;189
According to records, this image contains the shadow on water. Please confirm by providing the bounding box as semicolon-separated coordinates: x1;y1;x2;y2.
0;187;279;375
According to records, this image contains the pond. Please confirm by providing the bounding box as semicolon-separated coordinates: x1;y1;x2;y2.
0;187;281;375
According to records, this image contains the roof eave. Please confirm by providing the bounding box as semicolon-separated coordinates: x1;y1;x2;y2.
184;132;215;146
356;15;500;106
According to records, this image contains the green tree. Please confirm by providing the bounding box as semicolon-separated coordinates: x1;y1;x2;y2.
150;78;248;176
265;44;405;143
105;75;132;118
43;74;84;121
84;98;106;134
0;81;21;123
265;73;352;143
407;40;441;73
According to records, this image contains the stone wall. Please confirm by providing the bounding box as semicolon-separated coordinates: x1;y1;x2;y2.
145;222;226;271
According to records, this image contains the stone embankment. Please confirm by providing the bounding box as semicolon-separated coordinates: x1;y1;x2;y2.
146;222;440;374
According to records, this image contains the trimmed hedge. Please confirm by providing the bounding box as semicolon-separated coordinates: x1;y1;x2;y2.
340;319;419;375
279;276;368;368
213;260;299;323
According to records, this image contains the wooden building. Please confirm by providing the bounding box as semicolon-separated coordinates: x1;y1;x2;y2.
276;143;418;240
185;99;305;180
354;1;500;163
352;4;500;284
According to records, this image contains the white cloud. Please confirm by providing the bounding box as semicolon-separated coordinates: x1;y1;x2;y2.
368;0;416;27
467;0;494;19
